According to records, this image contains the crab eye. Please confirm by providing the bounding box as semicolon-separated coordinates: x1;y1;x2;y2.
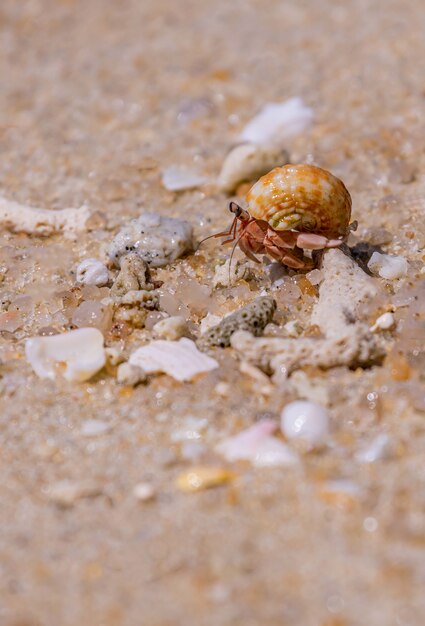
229;201;242;217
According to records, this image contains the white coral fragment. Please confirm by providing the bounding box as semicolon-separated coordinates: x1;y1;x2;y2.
25;328;106;382
239;97;313;145
128;338;218;382
0;197;91;236
231;249;384;377
367;251;408;280
161;166;207;191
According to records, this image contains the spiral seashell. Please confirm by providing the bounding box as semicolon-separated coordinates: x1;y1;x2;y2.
246;164;352;237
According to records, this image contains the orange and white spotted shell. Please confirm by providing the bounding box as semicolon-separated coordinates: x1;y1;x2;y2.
246;164;352;237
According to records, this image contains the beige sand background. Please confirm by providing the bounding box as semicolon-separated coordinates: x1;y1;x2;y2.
0;1;425;625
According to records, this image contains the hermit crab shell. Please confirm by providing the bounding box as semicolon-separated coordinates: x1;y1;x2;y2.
246;164;352;237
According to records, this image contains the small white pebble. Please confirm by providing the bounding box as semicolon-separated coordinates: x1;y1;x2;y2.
46;480;101;507
281;400;329;447
80;420;110;437
284;320;303;337
153;315;188;340
76;258;109;286
367;251;408;280
116;362;146;386
133;482;155;502
305;268;324;285
371;312;396;332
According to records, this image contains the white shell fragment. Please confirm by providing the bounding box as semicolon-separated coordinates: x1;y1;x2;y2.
281;400;329;447
217;143;289;193
371;312;396;332
25;328;106;382
161;166;207;191
216;420;299;467
109;212;193;268
80;420;111;437
367;251;408;279
76;258;109;286
133;482;156;502
128;338;218;382
152;315;188;340
355;434;392;463
239;97;313;145
0;196;91;236
46;480;101;507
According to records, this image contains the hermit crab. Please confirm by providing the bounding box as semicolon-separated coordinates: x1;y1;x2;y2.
206;164;355;270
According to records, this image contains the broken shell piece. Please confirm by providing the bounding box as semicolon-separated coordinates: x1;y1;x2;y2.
76;258;109;286
80;420;111;437
161;166;207;191
198;297;276;349
217;143;289;193
46;480;101;507
25;328;106;382
0;196;91;236
281;400;329;447
109;213;193;268
152;316;188;340
176;466;233;493
371;312;396;332
367;252;408;279
239;97;313;145
216;420;299;467
128;338;218;382
133;482;156;501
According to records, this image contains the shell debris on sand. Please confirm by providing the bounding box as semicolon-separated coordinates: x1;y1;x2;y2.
25;328;106;382
0;196;91;236
216;420;299;467
76;258;109;287
239;97;313;145
161;166;207;191
128;338;218;382
198;296;276;349
109;213;193;268
46;480;102;507
152;315;188;340
217;143;289;194
175;467;233;493
231;248;385;378
367;251;408;280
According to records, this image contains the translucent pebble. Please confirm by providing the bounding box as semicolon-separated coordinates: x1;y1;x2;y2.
76;258;109;286
71;300;113;332
368;252;408;280
25;327;106;382
0;310;24;332
371;312;396;332
281;400;329;446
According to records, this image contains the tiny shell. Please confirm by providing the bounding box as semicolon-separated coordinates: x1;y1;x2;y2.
247;164;352;237
176;466;233;493
161;166;207;191
128;338;218;381
240;97;313;145
367;252;408;280
25;328;106;382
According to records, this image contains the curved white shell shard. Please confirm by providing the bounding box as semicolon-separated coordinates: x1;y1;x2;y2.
217;143;289;193
161;167;207;191
216;419;299;467
25;328;106;382
240;97;313;145
128;338;218;382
